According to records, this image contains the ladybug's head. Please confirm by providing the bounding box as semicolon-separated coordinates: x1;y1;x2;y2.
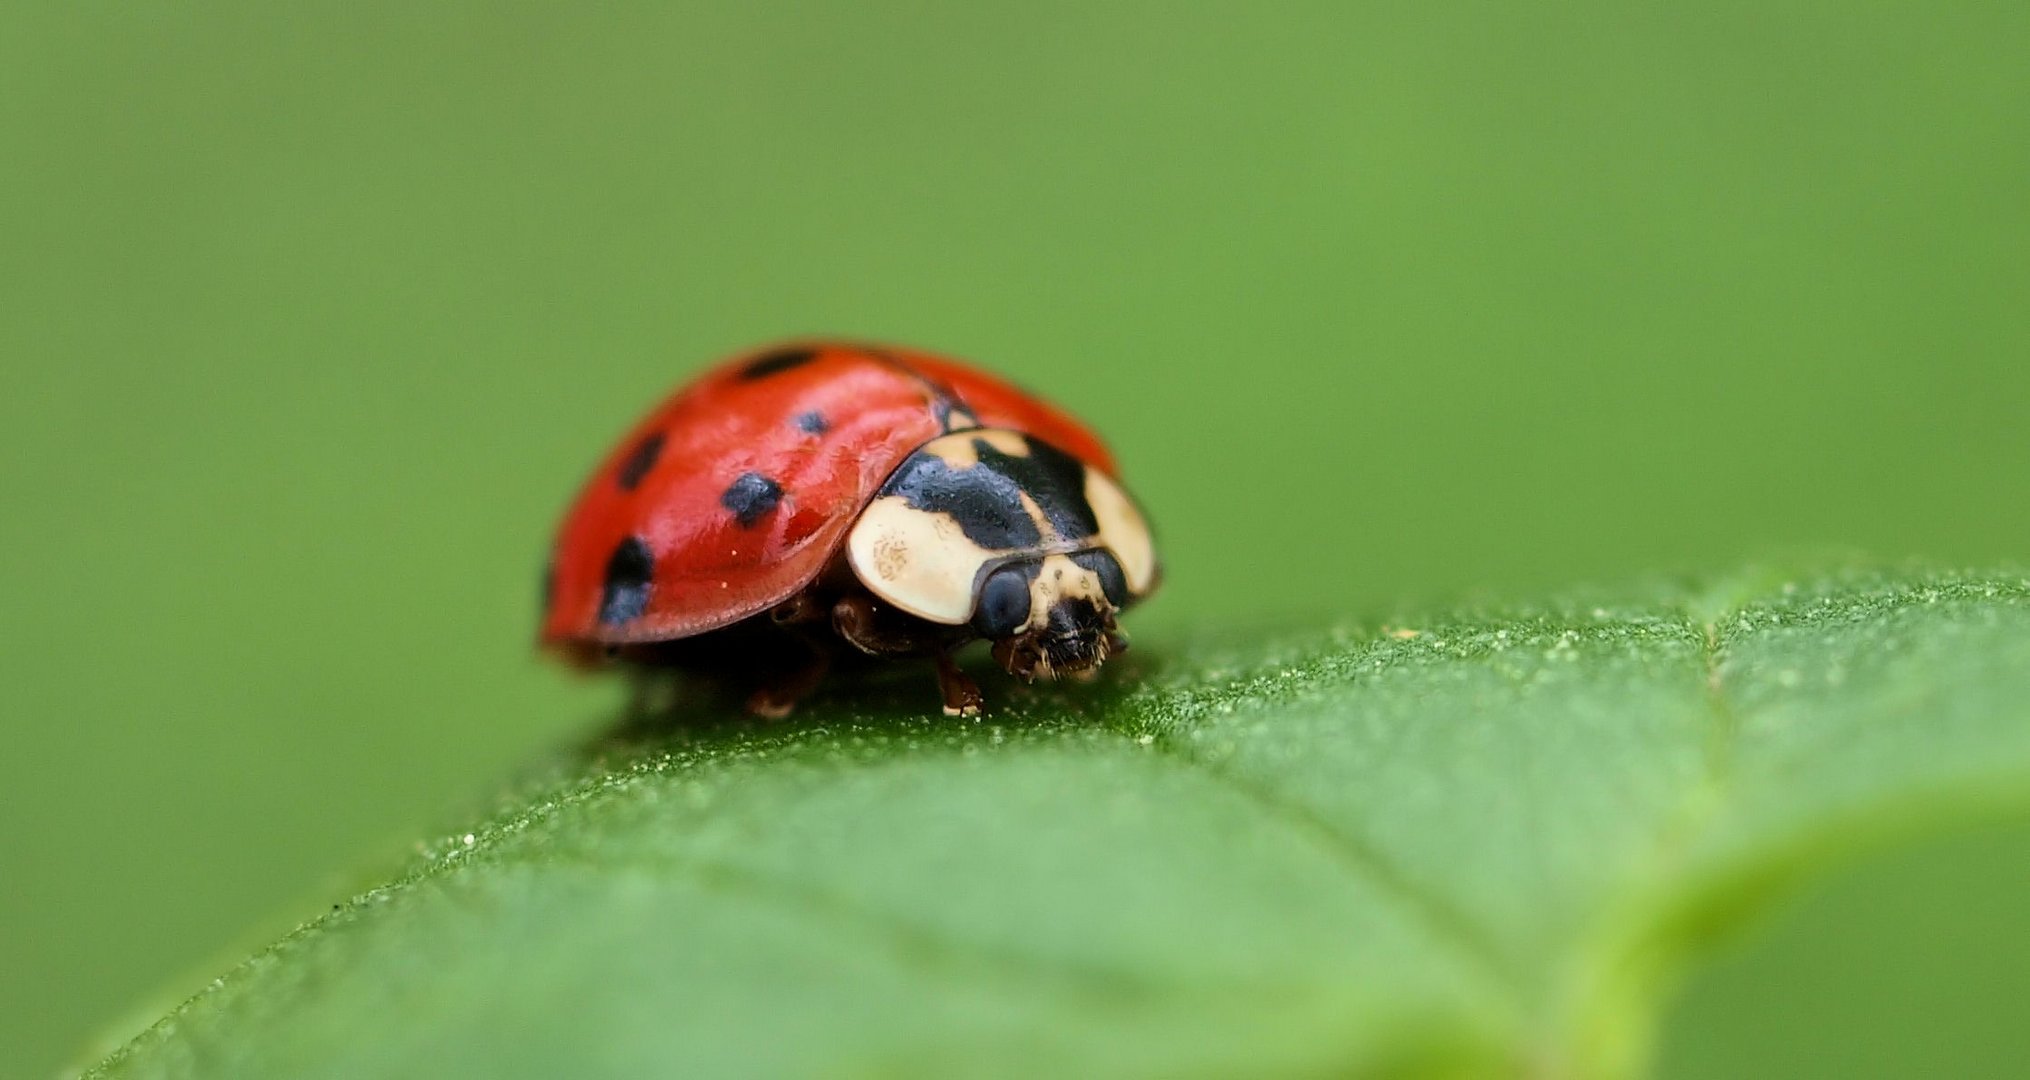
973;550;1130;683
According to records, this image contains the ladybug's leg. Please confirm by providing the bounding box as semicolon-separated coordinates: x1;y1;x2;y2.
831;595;919;657
745;636;829;720
768;590;830;627
933;651;984;718
833;595;983;717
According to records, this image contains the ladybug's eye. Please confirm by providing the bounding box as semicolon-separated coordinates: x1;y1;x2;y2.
974;564;1034;639
1071;549;1128;607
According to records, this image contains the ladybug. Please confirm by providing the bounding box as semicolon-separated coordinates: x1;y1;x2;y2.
539;341;1158;718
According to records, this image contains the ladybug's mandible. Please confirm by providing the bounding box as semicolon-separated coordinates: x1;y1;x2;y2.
539;341;1158;717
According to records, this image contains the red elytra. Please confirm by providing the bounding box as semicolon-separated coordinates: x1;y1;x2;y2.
539;341;1118;652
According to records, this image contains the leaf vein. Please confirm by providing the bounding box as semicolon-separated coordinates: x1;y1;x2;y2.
1123;727;1526;1002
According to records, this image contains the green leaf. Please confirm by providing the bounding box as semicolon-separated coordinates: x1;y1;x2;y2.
86;570;2030;1079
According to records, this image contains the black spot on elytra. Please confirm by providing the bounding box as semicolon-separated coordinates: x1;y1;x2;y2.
878;434;1098;552
738;348;819;380
598;537;654;626
720;472;783;527
794;410;828;435
615;433;664;490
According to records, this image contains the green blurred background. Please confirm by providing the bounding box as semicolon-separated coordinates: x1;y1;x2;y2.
4;3;2027;1075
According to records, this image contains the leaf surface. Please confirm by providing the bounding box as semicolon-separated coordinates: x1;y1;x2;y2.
88;570;2030;1079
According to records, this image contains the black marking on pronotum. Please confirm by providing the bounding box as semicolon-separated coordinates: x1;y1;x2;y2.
877;434;1099;551
794;410;828;435
615;432;665;490
989;436;1099;541
598;537;655;626
879;448;1042;550
720;471;783;527
738;348;819;380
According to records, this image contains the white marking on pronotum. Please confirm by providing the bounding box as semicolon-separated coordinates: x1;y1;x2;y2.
1083;468;1156;596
